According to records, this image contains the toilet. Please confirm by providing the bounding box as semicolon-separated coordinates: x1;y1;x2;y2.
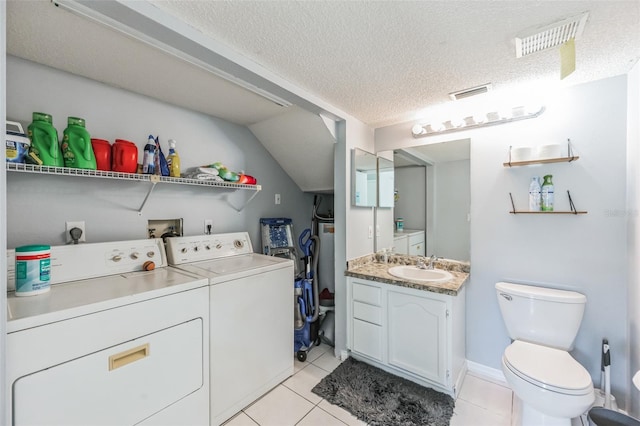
496;282;595;426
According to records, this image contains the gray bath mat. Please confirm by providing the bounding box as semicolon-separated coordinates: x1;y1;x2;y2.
311;357;454;426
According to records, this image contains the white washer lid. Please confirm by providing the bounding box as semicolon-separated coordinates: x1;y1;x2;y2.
504;340;593;395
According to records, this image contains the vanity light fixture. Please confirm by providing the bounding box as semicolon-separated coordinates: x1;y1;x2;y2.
411;104;545;138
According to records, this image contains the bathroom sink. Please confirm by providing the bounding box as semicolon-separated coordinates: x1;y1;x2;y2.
387;265;453;282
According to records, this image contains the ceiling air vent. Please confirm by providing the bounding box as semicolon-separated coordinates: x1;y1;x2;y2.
515;12;589;58
449;83;492;101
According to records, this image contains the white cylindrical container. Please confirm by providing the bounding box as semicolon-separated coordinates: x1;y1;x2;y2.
15;245;51;296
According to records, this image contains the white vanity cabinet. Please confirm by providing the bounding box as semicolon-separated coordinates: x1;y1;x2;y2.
346;277;466;397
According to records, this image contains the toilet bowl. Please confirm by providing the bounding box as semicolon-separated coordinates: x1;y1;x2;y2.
495;282;595;426
503;340;595;424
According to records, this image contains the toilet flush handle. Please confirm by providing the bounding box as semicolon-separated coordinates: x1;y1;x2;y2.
500;293;513;301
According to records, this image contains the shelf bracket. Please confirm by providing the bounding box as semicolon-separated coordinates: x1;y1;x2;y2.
228;189;261;213
567;190;578;214
509;192;517;214
138;175;160;215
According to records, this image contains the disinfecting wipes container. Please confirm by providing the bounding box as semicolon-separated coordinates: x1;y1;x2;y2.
15;245;51;296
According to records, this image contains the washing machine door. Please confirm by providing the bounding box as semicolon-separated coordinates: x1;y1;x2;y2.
504;340;593;395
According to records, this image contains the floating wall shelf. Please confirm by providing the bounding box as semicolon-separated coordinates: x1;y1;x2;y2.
509;192;587;215
6;163;262;214
503;156;580;167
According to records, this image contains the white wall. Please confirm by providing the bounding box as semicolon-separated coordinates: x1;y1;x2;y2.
334;119;375;357
5;56;312;251
627;59;640;416
377;75;630;405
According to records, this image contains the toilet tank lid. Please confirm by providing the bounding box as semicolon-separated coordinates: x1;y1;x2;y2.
496;282;586;304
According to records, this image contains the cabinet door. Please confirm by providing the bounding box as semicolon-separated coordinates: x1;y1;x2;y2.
387;290;448;385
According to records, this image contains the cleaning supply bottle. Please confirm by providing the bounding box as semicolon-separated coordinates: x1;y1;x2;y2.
26;112;63;167
142;134;156;174
541;174;554;211
155;136;170;176
61;117;96;169
528;176;541;211
167;139;181;177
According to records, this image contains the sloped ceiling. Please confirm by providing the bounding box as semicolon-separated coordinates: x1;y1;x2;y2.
249;106;335;193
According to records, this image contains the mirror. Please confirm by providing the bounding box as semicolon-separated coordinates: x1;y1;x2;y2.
352;148;378;207
377;156;394;208
393;138;470;262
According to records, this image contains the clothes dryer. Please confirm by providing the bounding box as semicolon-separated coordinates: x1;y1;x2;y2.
166;232;294;426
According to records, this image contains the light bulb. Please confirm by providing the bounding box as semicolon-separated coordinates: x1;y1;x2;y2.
411;124;425;136
430;122;445;132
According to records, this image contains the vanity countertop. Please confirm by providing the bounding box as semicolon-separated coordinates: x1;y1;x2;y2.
345;253;469;296
393;229;423;237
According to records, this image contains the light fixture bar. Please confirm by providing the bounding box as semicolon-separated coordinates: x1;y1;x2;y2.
52;0;293;108
412;106;545;138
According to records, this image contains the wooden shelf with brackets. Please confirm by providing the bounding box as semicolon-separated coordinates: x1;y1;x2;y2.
509;192;587;215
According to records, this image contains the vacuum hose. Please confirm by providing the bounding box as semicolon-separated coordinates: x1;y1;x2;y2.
309;234;321;323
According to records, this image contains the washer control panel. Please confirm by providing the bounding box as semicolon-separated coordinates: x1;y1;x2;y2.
6;239;167;290
166;232;254;265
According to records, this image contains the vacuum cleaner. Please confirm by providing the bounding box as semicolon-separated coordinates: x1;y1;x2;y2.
294;228;320;362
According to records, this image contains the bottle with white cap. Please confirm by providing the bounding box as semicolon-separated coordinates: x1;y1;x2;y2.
528;177;541;211
167;139;181;178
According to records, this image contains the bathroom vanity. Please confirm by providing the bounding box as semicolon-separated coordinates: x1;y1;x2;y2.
345;255;468;397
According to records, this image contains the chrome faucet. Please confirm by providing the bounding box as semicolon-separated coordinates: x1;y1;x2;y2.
416;256;427;269
427;254;442;270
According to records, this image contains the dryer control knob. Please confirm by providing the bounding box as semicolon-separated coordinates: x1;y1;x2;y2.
181;248;188;253
147;251;155;258
112;255;122;262
194;246;199;252
130;252;139;259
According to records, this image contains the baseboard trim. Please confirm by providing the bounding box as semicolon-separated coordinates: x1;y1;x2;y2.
466;360;508;386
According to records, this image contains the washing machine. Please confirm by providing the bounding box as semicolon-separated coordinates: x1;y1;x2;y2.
166;232;294;426
5;239;210;426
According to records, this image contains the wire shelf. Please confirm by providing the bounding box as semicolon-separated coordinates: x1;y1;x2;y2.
6;163;262;191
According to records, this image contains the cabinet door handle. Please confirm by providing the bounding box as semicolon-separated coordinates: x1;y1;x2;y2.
109;343;150;371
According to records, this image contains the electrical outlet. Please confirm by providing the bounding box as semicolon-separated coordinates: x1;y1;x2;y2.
204;219;213;235
275;193;281;205
65;221;86;243
368;225;373;239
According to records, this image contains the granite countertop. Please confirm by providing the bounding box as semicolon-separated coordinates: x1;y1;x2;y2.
345;253;469;296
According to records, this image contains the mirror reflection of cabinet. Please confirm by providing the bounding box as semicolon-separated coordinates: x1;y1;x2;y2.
377;156;394;208
352;148;378;207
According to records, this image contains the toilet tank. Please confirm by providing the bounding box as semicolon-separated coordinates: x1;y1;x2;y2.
495;282;586;350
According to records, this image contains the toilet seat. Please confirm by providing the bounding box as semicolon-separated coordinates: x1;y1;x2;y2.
504;340;592;396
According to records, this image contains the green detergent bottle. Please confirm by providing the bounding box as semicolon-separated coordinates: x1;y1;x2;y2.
61;117;96;170
27;112;63;167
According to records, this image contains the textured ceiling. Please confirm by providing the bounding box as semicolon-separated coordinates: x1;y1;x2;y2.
153;0;640;128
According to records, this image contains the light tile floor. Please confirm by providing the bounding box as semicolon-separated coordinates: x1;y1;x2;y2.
224;343;513;426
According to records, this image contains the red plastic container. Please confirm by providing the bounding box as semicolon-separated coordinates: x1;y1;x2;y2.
91;139;112;171
112;139;138;173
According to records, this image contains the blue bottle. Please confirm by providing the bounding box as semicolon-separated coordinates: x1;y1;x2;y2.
142;135;156;174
